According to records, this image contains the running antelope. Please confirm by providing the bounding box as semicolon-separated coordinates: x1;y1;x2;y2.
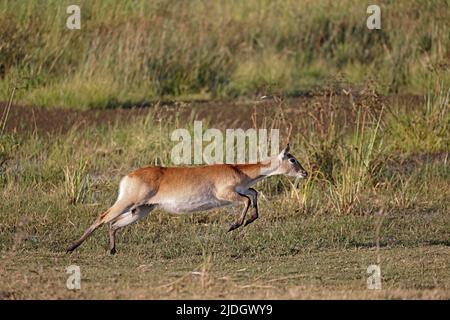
66;144;308;254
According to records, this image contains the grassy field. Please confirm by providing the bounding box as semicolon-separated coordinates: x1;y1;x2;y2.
1;0;449;108
0;87;449;299
0;0;449;300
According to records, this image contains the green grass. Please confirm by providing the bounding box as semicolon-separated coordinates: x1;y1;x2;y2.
0;0;449;298
385;90;450;153
1;0;449;108
0;88;449;298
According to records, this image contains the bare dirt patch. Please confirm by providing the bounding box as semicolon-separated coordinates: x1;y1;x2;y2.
0;94;423;136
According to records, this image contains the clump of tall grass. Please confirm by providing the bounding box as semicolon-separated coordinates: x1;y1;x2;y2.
63;159;91;204
241;89;386;215
385;88;449;154
387;174;422;210
327;104;384;214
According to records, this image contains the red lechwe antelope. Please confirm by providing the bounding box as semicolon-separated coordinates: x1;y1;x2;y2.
66;144;308;254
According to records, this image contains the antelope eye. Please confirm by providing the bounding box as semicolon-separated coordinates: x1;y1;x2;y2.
289;158;296;164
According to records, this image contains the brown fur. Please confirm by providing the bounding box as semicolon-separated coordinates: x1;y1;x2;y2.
66;144;307;254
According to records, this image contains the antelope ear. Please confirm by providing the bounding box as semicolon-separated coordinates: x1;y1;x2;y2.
278;143;290;160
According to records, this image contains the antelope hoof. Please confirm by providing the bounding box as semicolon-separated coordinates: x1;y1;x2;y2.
244;216;258;227
66;242;78;254
110;248;116;255
228;222;241;232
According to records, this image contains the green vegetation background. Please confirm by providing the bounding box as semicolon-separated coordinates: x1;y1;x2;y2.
1;0;449;109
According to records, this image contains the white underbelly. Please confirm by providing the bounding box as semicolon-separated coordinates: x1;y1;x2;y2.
158;195;231;214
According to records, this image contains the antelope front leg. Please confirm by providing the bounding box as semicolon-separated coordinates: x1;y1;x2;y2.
216;188;251;232
228;196;251;232
244;188;259;227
